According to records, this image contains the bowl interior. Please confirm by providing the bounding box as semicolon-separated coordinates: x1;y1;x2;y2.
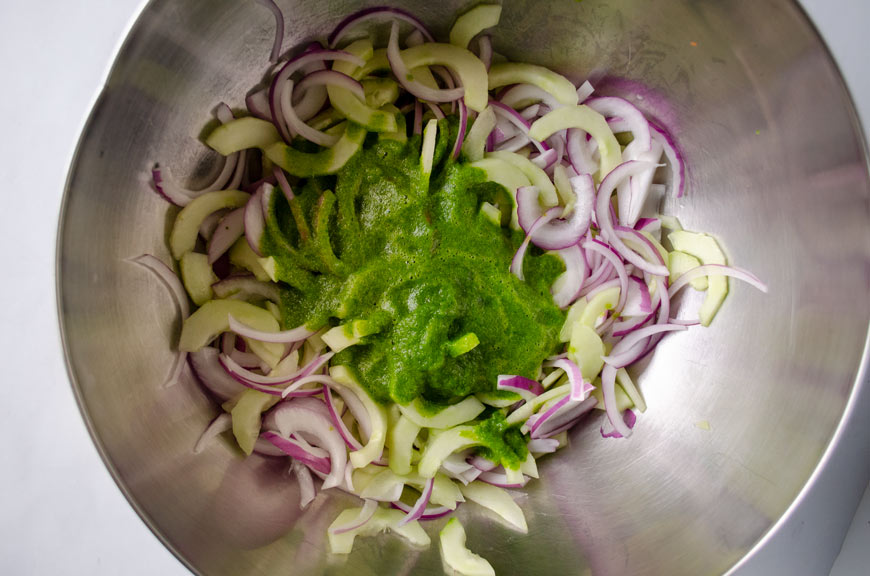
58;1;870;575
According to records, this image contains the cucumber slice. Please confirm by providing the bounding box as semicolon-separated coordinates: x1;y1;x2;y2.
461;106;497;162
470;157;531;229
178;299;284;367
264;121;367;176
377;104;408;143
231;389;279;455
505;383;569;425
460;481;527;533
488;63;578;107
440;518;496;576
529;106;621;178
418;426;479;478
446;332;479;357
421;118;438;184
475;390;522;408
578;286;620;328
387;415;420;475
591;380;634;412
228;237;271;281
486;150;559;207
667;230;728;326
479;202;502;226
668;250;708;290
400;43;489;112
398;396;486;429
552;163;575;213
170;190;249;259
567;323;606;382
449;3;502;48
328;507;430;554
616;367;646;413
179;252;217;306
560;296;588;342
330;40;398;132
362;77;400;108
322;323;360;353
329;365;388;468
205;117;281;156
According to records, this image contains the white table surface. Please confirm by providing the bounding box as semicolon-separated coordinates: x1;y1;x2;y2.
0;1;867;574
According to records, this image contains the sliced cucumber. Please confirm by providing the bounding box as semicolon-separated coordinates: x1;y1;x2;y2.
421;118;438;185
591;380;634;412
567;322;606;382
179;251;217;306
668;250;708;290
505;384;569;425
362;77;401;108
440;518;496;576
322;323;360;353
387;415;420;476
462;105;497;162
329;365;388;468
486;150;559;207
460;481;527;533
479;202;502;226
475;390;522;408
470;157;531;229
578;286;620;328
178;299;284;367
378;104;408;143
446;332;479;357
228;237;271;281
205;117;281;156
328;507;430;554
449;3;502;48
529;106;621;178
398;396;486;429
231;389;279;455
264;121;367;176
418;426;479;478
488;63;578;107
401;43;489;112
170;190;249;259
330;40;398;132
667;230;728;326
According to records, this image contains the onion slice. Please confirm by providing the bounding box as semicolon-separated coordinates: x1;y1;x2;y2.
328;6;434;48
668;264;769;298
510;207;560;280
254;0;285;63
387;22;464;104
291;460;317;509
193;413;232;454
228;314;314;344
331;499;379;534
516;175;594;251
398;477;435;526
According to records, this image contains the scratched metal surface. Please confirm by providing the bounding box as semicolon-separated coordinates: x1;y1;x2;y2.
57;0;870;575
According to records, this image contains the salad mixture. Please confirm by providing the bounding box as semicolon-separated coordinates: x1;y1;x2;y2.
136;3;767;574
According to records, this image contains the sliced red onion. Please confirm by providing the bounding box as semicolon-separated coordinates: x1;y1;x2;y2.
451;99;468;160
477;470;527;489
207;207;244;264
268;401;347;489
599;364;633;437
582;238;629;314
330;499;379;534
516;176;594;251
412;99;423;135
405;28;425;47
527;438;559;454
387;22;464;104
499;83;561;112
252;436;288;457
468;455;498;472
328;6;434;48
269;50;365;143
425;101;446;120
510;207;560;280
223;332;264;369
622;276;653;317
272;165;294;202
398;477;434;526
551;244;587;309
600;408;637;439
193;413;232;454
391;500;453;520
291;460;317;509
198;209;228;242
585;96;651;157
246;87;272;121
596;161;670;276
189;347;246;400
494;133;531;153
576;80;595;103
279;79;338;147
219;354;287;395
262;431;332;475
490;100;548;153
650;122;686;198
634;217;660;233
227;149;247;191
497;375;544;400
604;324;687;368
228;314;314;344
520;104;542;121
622;139;664;226
548;359;592;401
127;255;190;387
567;128;598;176
531;396;598;439
324;385;363;451
530;148;557;170
244;184;268;256
212;274;281;302
668;264;769;298
254;0;284;63
477;35;493;71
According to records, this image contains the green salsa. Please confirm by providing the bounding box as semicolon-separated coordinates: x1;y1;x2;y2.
263;127;565;409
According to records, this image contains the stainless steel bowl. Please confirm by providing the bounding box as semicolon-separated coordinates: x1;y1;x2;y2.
57;1;870;574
